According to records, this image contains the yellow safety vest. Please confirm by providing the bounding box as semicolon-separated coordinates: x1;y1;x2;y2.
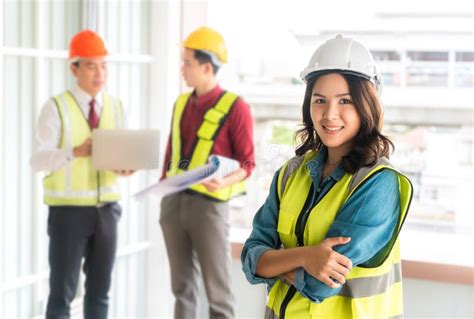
166;91;246;201
266;151;413;319
43;91;123;206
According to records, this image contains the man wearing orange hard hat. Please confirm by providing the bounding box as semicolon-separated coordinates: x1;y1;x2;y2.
30;29;130;319
160;26;255;319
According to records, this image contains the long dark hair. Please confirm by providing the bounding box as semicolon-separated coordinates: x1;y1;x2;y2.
295;72;394;174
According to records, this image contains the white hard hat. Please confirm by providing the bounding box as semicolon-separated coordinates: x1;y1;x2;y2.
300;34;382;94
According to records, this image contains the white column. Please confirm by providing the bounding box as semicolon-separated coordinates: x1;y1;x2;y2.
182;0;208;39
146;0;183;317
32;1;49;315
0;0;4;313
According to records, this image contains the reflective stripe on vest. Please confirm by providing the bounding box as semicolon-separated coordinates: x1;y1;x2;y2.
43;91;123;206
267;151;413;319
167;91;246;201
265;306;404;319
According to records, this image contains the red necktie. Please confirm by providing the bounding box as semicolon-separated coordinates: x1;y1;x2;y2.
88;99;99;129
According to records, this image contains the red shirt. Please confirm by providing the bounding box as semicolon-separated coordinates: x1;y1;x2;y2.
161;85;255;179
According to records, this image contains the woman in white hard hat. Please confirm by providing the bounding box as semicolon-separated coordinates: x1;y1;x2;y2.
241;35;413;318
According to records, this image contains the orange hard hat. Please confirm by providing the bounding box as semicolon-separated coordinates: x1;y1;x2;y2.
69;29;108;61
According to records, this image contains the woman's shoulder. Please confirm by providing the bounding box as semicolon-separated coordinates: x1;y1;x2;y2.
349;157;399;190
353;166;399;195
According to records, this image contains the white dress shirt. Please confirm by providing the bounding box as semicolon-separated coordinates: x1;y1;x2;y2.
30;86;124;172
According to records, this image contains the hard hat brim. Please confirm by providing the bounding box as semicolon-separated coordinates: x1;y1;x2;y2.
302;69;383;95
69;55;109;64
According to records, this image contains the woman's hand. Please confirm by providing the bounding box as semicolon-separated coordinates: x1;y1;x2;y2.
302;237;352;288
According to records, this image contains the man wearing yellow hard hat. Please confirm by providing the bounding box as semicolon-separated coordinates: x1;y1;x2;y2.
160;26;255;318
30;29;130;318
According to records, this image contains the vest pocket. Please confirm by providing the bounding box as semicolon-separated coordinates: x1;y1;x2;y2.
277;210;295;235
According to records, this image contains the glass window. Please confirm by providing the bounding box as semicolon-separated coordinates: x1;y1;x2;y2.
1;1;155;317
44;1;81;50
371;51;402;86
406;51;449;87
209;2;474;270
454;51;474;88
2;56;36;278
381;72;402;86
3;1;35;48
388;125;472;235
98;0;151;55
455;52;474;62
46;58;73;95
372;50;401;61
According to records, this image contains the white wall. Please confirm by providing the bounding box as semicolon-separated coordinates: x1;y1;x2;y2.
403;279;474;319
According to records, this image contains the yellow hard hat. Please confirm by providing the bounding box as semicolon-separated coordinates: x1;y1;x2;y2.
183;26;227;65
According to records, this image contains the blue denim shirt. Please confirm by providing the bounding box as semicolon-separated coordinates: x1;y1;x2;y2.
241;148;400;303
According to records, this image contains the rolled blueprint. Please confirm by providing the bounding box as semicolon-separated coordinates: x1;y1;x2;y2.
133;155;240;201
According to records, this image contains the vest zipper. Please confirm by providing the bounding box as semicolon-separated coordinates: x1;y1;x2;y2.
279;286;296;319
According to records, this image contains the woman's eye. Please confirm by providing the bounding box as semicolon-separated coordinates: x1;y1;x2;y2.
314;98;325;104
340;98;352;104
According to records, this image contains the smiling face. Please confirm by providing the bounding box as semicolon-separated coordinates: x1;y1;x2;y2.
310;73;361;157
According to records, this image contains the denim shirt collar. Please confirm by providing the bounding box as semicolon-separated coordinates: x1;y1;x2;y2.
305;147;345;186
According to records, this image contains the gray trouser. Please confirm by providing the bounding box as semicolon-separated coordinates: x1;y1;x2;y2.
160;191;234;319
45;203;122;319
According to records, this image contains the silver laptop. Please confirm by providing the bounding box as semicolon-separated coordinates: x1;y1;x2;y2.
92;129;160;170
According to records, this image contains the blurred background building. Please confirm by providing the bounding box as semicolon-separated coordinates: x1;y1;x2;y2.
1;0;473;318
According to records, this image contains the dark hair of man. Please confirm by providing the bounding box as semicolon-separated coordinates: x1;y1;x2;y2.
72;61;80;68
194;50;220;75
295;72;394;174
